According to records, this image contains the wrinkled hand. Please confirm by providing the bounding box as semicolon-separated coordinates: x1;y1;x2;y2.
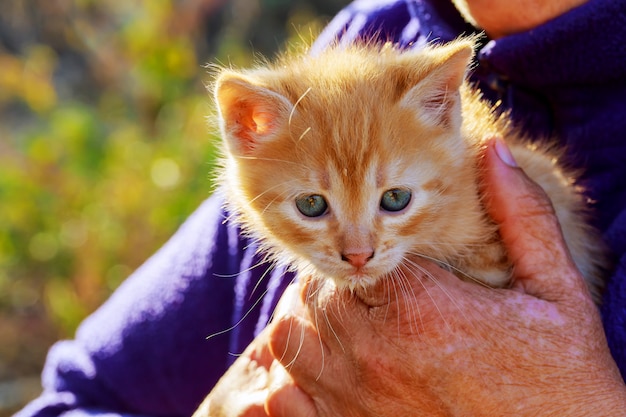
192;326;273;417
265;138;626;417
193;285;302;417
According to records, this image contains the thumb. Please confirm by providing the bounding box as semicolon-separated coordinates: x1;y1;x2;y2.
482;138;587;302
265;361;318;417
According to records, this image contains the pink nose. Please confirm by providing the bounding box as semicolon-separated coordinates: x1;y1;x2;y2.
341;251;374;268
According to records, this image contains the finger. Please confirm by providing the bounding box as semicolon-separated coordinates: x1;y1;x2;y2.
239;396;273;417
244;326;276;370
269;282;328;372
482;137;586;300
300;277;359;344
265;362;318;417
273;283;306;320
268;314;328;384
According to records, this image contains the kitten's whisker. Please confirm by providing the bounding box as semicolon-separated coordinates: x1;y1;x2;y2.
206;284;272;340
212;258;271;279
266;273;299;328
281;282;321;374
404;260;491;390
208;261;288;343
312;303;326;381
288;87;312;133
260;187;294;216
304;279;324;301
276;313;294;365
404;257;474;335
400;257;453;333
220;210;239;227
380;273;393;325
407;251;493;289
403;269;421;335
278;307;301;369
247;179;299;206
392;269;405;335
394;263;426;335
384;274;393;325
322;304;345;353
402;258;487;383
278;286;311;372
235;155;301;167
298;126;312;142
295;313;307;368
249;261;278;300
242;239;262;254
409;242;492;248
395;266;421;335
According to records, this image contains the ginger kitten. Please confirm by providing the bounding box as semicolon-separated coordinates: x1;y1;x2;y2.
212;39;605;300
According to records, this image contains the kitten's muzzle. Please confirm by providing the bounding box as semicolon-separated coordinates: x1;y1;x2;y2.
341;251;375;268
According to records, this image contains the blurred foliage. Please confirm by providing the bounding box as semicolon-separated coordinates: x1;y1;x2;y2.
0;0;345;413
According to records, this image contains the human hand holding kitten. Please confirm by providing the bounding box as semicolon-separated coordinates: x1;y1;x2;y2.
200;38;617;416
192;284;303;417
196;139;626;416
264;139;626;417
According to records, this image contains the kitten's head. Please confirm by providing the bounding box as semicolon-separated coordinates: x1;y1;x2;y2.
214;40;489;290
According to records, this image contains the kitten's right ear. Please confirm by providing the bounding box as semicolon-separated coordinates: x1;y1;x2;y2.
215;72;293;155
399;40;474;129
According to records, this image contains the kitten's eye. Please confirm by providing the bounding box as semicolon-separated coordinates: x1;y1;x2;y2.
380;188;412;212
295;194;328;217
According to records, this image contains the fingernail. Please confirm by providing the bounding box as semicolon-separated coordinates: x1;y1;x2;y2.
494;137;518;168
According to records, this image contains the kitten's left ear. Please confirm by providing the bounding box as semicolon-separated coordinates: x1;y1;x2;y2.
215;72;293;155
400;40;474;128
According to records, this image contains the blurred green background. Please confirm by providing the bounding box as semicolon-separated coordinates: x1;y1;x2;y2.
0;0;346;414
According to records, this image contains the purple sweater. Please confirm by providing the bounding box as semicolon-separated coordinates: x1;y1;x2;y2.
18;1;626;416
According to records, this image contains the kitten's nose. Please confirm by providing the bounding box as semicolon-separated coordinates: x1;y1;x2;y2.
341;251;374;268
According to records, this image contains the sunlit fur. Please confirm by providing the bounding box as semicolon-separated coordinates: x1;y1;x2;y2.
213;39;605;301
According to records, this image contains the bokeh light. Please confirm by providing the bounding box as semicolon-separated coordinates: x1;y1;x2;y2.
0;0;345;414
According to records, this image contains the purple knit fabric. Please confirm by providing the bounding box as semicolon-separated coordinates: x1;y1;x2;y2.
18;1;626;416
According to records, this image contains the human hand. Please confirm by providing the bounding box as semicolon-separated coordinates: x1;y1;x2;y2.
265;138;626;416
193;285;302;417
192;326;272;417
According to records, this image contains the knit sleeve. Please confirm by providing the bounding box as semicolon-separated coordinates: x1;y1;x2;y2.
310;0;475;54
15;194;289;417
